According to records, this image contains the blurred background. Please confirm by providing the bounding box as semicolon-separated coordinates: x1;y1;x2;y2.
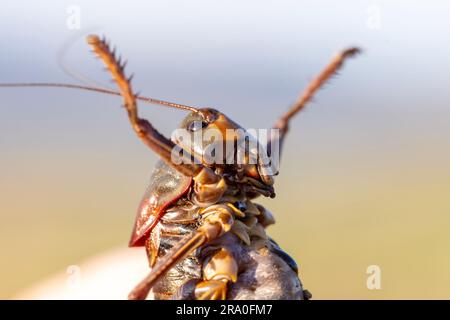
1;0;449;299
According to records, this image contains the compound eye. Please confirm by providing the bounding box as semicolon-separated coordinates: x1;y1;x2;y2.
187;120;208;132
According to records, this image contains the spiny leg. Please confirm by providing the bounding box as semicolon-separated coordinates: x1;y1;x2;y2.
128;204;235;300
271;47;361;154
86;35;203;177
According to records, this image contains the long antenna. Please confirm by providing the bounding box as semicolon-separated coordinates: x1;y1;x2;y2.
0;82;200;113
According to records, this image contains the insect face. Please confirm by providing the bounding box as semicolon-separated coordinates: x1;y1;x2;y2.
173;108;273;188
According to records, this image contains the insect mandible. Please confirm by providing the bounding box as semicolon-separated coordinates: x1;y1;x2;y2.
0;35;359;300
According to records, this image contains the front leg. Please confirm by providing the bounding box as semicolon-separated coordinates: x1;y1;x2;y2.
86;35;203;177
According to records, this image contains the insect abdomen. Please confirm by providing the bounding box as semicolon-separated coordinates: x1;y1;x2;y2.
151;206;202;299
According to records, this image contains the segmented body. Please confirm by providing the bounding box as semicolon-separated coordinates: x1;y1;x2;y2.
150;205;202;299
132;160;305;299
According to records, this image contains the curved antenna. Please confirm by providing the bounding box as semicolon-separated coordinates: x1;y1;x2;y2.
57;27;107;88
0;82;200;113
